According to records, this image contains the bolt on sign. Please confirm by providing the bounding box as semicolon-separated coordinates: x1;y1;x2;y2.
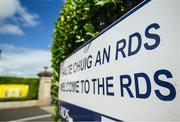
58;0;180;121
0;84;29;98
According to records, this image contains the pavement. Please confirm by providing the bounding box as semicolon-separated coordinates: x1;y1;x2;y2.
0;106;53;121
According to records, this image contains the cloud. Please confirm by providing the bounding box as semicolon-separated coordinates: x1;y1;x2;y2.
0;0;39;35
17;5;39;27
0;44;51;77
0;24;24;35
0;0;19;20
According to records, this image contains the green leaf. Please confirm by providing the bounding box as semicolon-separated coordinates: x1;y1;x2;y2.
86;32;98;37
76;35;81;39
75;38;85;43
60;16;64;22
94;0;109;6
84;7;89;11
84;23;95;33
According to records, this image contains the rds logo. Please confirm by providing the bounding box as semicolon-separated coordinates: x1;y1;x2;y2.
60;106;73;122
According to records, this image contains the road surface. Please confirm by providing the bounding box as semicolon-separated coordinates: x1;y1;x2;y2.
0;106;53;121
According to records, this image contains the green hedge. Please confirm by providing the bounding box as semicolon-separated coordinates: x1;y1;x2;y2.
52;0;142;121
0;76;39;102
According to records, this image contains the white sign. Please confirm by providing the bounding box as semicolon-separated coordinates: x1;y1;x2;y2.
59;0;180;121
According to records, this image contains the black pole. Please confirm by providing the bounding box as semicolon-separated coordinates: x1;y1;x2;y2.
44;66;48;71
0;49;2;59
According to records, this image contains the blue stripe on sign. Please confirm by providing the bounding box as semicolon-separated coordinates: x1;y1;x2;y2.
58;100;123;122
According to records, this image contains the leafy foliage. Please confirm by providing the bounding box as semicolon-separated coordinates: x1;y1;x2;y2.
51;0;142;121
0;76;39;102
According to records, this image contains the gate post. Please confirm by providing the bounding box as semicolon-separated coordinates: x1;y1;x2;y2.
37;67;52;106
